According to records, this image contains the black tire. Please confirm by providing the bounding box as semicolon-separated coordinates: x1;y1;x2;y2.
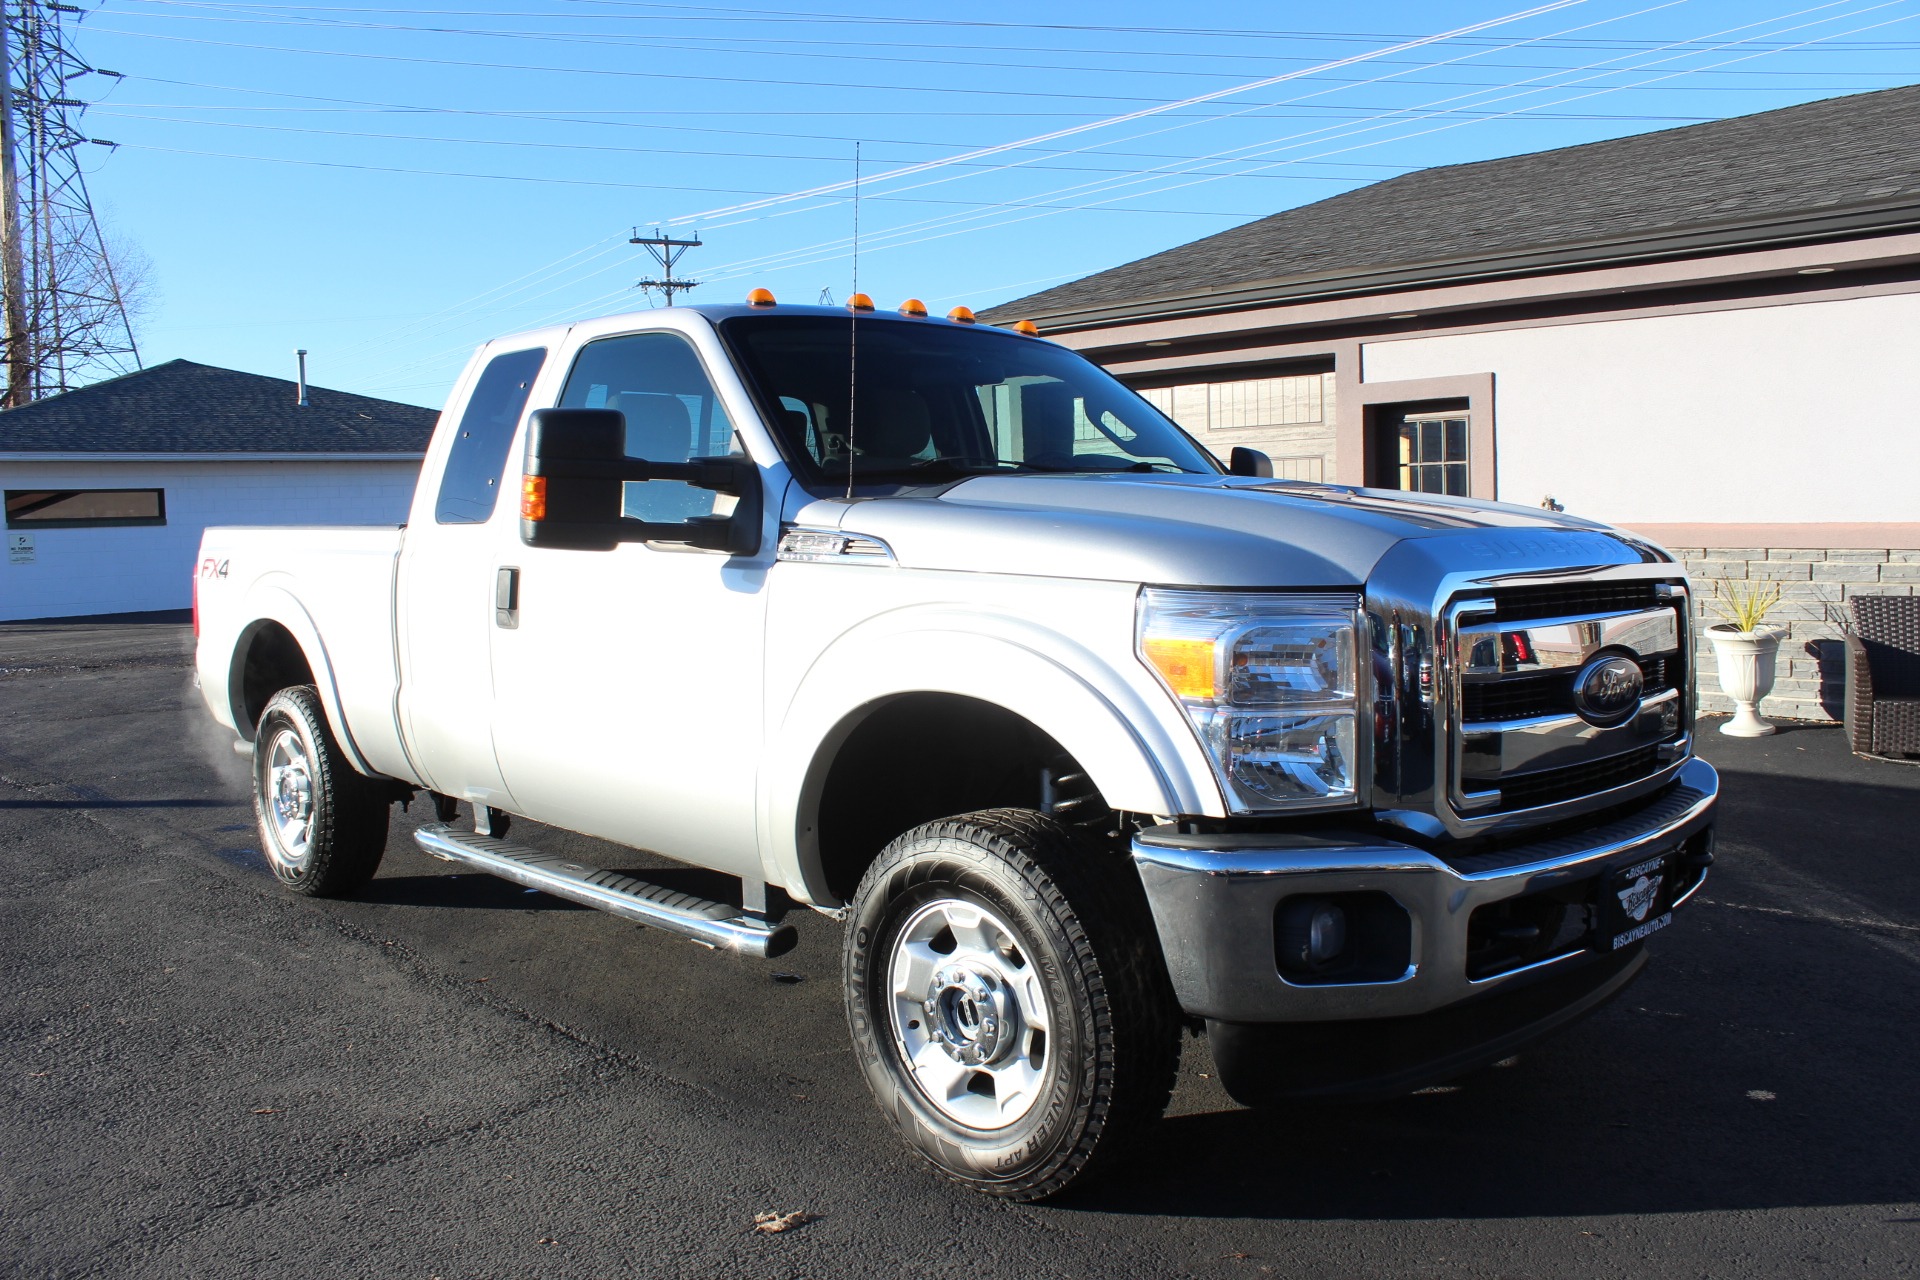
252;684;388;897
843;808;1180;1201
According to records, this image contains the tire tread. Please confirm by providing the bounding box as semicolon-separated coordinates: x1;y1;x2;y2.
848;807;1180;1201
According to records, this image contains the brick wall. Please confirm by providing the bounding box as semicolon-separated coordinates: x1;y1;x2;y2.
1670;546;1920;722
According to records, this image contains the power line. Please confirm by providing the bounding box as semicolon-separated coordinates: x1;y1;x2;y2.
89;3;1920;89
680;1;1907;287
655;2;1590;227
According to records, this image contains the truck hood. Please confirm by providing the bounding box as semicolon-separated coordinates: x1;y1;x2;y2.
796;474;1665;587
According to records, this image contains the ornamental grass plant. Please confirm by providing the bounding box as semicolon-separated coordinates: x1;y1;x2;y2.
1710;579;1784;633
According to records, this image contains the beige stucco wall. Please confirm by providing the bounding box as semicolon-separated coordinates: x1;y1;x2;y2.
1358;290;1920;524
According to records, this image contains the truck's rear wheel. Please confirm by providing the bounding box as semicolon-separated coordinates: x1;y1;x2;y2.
253;685;388;897
843;808;1179;1201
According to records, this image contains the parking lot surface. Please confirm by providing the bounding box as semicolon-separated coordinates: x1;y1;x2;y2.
3;619;1917;1278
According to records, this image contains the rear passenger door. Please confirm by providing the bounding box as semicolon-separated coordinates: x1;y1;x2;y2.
486;329;771;879
397;343;548;806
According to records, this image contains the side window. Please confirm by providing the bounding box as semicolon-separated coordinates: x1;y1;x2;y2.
560;331;736;525
435;347;546;524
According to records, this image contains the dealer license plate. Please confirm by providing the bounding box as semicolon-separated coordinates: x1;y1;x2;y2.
1602;851;1675;950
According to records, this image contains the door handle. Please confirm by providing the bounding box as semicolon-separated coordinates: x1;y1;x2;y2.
495;566;519;629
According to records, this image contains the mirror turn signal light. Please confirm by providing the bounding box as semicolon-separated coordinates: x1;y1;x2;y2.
1142;637;1216;701
947;305;976;324
746;287;776;307
898;298;928;317
1012;319;1040;336
520;474;548;522
847;292;875;312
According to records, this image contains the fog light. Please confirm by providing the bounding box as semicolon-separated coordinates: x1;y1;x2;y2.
1278;897;1347;972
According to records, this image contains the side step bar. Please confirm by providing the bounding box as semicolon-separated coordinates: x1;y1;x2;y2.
412;823;798;959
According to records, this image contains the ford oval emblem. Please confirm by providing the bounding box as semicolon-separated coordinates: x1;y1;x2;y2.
1573;654;1645;727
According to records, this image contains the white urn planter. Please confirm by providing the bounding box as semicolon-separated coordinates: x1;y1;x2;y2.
1706;624;1785;737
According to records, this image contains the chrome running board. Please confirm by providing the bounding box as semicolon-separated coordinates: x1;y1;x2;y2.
411;822;797;959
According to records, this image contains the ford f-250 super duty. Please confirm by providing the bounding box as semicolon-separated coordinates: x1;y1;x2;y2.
193;296;1717;1200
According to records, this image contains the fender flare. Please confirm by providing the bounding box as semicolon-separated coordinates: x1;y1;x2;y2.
761;609;1221;906
226;580;385;779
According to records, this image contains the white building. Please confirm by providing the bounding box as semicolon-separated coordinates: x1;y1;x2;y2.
1;359;435;622
985;85;1920;721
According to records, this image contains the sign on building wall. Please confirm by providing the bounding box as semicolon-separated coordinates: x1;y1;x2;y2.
7;533;33;564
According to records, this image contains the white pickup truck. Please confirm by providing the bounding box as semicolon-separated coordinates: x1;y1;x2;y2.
194;298;1718;1200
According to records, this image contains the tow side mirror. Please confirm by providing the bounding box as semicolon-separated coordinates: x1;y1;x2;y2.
519;407;762;555
1228;446;1274;478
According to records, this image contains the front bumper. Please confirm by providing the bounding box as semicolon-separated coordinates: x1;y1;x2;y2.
1131;756;1717;1024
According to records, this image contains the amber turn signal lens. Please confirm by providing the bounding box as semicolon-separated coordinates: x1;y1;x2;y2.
746;287;777;307
1012;319;1040;336
898;298;928;317
847;292;875;312
520;474;548;521
947;305;976;324
1143;637;1216;701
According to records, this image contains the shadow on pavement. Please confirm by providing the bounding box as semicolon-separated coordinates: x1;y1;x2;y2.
1059;732;1920;1221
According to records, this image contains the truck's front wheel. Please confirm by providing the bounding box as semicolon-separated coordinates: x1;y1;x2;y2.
253;685;388;897
843;809;1179;1200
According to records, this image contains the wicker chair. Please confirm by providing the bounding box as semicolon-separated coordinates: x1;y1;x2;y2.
1846;594;1920;758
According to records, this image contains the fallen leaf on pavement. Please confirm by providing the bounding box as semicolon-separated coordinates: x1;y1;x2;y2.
251;1108;280;1115
753;1210;813;1234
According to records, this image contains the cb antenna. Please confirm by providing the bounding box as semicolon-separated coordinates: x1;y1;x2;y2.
631;227;701;305
844;141;861;501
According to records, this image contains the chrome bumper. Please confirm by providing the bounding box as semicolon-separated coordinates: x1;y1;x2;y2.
1131;757;1717;1023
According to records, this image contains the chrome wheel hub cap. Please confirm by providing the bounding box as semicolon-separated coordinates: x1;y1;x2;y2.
887;899;1052;1130
264;729;315;866
924;963;1016;1067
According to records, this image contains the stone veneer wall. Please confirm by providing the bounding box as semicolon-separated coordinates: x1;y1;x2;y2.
1669;546;1920;723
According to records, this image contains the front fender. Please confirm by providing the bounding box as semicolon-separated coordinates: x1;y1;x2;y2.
227;580;383;779
762;607;1222;906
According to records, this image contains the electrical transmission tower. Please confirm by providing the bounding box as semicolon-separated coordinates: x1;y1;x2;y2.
0;1;138;407
630;227;700;305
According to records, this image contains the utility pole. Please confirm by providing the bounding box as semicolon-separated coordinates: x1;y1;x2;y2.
630;228;700;305
0;7;31;408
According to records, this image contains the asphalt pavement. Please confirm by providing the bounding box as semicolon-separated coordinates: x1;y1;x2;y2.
2;618;1916;1279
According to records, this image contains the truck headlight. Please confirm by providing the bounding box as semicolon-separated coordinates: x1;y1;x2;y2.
1137;590;1363;813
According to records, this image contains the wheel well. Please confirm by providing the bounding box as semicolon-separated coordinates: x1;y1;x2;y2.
235;621;315;734
814;693;1106;903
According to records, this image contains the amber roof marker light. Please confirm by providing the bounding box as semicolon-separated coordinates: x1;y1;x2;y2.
1012;320;1040;336
898;298;928;317
847;292;875;312
746;287;777;307
947;305;976;324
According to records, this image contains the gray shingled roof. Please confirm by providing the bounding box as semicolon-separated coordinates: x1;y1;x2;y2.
986;84;1920;325
0;359;438;454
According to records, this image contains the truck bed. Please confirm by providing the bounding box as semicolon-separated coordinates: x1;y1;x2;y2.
193;525;414;784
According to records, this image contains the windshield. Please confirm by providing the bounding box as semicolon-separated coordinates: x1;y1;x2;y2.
720;314;1220;484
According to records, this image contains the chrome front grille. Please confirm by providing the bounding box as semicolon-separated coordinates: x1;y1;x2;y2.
1451;594;1689;818
1364;534;1695;843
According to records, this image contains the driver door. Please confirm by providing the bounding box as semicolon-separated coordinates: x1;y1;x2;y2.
486;329;770;880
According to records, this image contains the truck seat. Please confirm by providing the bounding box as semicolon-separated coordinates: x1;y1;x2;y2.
607;391;695;463
849;387;933;465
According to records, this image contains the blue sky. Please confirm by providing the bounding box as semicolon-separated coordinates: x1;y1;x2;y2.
67;0;1920;406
